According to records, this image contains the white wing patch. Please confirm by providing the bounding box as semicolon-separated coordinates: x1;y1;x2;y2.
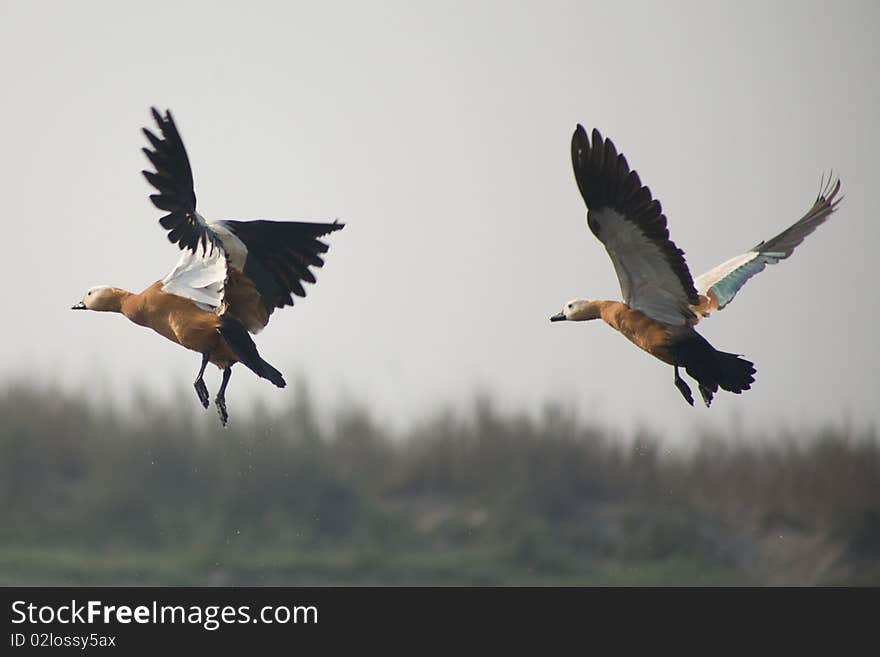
694;252;758;296
211;221;248;272
590;207;693;325
694;250;785;311
161;245;227;311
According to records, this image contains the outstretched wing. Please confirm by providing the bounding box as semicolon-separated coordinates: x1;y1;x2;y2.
214;219;345;332
142;107;219;254
694;176;842;313
143;107;344;331
143;107;228;311
571;125;698;325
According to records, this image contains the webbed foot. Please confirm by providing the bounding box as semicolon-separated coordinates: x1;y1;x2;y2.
674;367;694;406
194;353;211;409
194;379;210;409
215;394;228;427
214;366;232;427
699;384;714;408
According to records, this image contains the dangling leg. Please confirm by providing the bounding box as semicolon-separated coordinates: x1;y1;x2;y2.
194;353;210;409
698;383;714;408
674;365;694;406
215;365;233;427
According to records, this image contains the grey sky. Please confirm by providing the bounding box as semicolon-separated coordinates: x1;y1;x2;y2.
2;0;878;441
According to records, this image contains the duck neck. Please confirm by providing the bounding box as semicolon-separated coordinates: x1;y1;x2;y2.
571;299;614;322
99;287;134;315
117;289;147;323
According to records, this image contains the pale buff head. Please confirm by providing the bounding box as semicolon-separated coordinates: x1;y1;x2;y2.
71;285;125;312
550;298;602;322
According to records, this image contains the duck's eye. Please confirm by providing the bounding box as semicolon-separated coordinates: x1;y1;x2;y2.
87;291;92;296
567;303;573;309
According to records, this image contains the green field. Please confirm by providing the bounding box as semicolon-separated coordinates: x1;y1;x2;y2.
1;383;878;586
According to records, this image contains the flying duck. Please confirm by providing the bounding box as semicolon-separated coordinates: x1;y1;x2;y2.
73;108;343;425
551;126;841;407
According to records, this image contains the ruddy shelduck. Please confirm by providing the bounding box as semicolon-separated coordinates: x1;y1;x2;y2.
552;126;841;407
73;108;343;425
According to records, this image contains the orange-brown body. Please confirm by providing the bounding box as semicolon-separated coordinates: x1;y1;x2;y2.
595;300;678;365
108;282;238;368
556;295;755;405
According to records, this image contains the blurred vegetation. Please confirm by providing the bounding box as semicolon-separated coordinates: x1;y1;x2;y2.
0;381;878;586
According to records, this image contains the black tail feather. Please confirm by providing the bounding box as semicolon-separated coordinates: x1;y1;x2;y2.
669;331;755;404
218;315;286;388
712;349;756;394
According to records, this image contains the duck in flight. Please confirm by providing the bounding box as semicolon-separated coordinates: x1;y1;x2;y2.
72;108;343;425
551;126;841;407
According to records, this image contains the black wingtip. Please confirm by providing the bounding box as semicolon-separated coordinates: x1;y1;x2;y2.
148;107;181;137
823;176;843;206
569;124;700;306
571;126;611;165
141;105;198;231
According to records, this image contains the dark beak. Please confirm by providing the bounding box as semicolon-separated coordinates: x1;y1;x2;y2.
550;312;566;322
71;302;86;310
